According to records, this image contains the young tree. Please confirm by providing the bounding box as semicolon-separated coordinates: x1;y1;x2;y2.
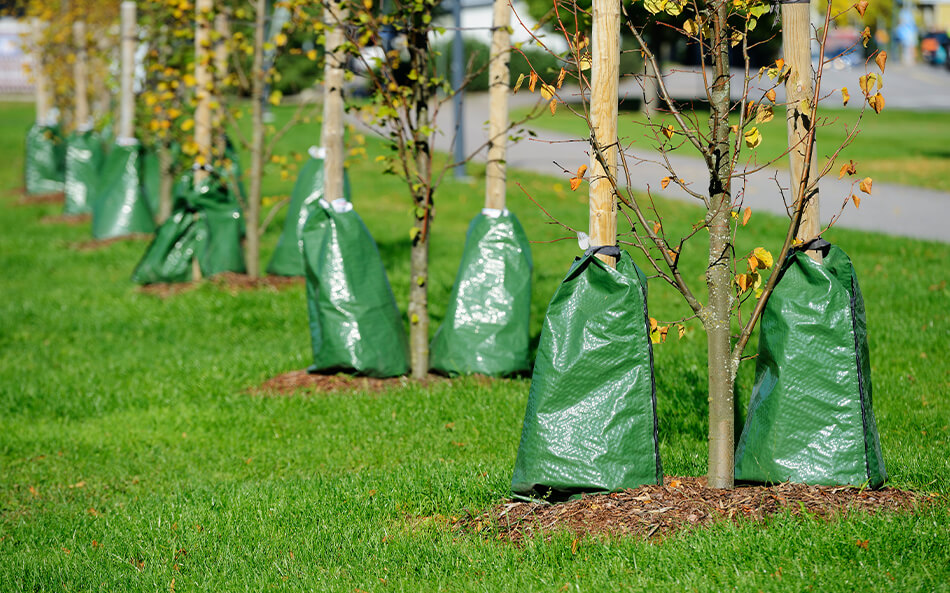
521;0;882;487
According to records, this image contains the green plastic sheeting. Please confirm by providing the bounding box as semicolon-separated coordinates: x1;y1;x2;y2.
735;242;886;487
24;123;65;195
132;168;246;284
267;149;351;276
63;129;105;215
141;148;162;216
302;200;409;378
511;249;661;501
430;209;533;376
91;142;156;239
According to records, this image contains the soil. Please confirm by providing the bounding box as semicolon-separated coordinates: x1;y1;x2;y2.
15;191;64;205
41;213;91;226
465;476;929;542
70;234;153;251
252;369;448;396
211;272;304;293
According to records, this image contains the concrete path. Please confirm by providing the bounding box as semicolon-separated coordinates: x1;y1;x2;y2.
434;65;950;243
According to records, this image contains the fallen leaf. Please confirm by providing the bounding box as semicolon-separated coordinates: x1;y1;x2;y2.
69;480;86;489
855;539;869;549
669;479;682;488
571;538;579;554
859;177;873;194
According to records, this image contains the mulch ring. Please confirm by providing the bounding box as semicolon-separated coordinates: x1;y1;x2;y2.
69;234;152;251
212;272;304;293
13;190;65;205
251;370;449;396
41;213;91;226
464;476;930;542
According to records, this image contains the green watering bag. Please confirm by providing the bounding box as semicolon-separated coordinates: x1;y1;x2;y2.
25;123;66;195
511;248;662;501
734;241;886;487
268;148;352;276
302;199;409;378
430;209;533;376
63;129;105;215
132;168;246;284
91;142;156;239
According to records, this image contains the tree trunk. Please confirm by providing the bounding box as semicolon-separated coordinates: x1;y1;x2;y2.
119;2;136;139
158;145;174;223
408;23;431;380
782;1;821;263
705;1;736;490
589;0;620;267
214;10;230;159
322;0;347;203
73;21;89;128
246;0;266;280
484;0;510;211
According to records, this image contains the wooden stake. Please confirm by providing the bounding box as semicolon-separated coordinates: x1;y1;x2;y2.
32;19;50;125
782;0;821;262
589;0;620;267
484;0;510;211
322;0;347;202
214;10;230;158
119;2;136;139
194;0;214;182
73;20;90;129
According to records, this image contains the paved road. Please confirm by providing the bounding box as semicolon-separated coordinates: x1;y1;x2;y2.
434;64;950;243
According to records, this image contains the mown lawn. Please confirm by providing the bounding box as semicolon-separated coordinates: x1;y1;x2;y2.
1;101;948;592
515;103;950;193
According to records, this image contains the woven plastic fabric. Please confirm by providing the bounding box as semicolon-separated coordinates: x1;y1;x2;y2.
734;243;886;487
430;210;533;376
91;143;156;239
63;129;105;215
511;250;661;501
302;200;409;378
132;169;246;284
268;153;351;276
24;124;65;195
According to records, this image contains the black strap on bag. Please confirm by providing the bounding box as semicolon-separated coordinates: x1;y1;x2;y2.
585;245;621;260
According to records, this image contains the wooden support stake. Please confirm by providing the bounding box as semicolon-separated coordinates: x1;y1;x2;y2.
484;0;510;211
589;0;620;267
194;0;214;182
322;0;347;202
214;10;230;158
32;19;50;125
73;21;90;129
119;2;136;139
782;0;821;262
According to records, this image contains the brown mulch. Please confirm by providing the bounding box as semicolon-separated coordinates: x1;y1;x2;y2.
41;213;91;226
211;272;304;293
69;234;152;251
13;190;65;205
136;282;202;298
251;369;448;396
465;476;930;542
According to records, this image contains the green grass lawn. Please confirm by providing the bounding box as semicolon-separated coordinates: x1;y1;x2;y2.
1;101;949;591
515;102;950;193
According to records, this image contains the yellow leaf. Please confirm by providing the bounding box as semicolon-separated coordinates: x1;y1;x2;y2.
569;177;582;191
683;19;698;36
856;0;869;16
557;68;567;89
660;177;671;190
852;194;861;208
180;118;195;132
540;83;555;101
841;87;850;106
875;51;887;72
742;206;752;226
766;88;776;103
183;73;197;87
649;317;658;331
363;0;373;9
775;58;785;71
578;54;592;71
755;105;773;124
549;98;557;115
653;221;662;234
861;26;871;48
735;273;750;292
838;160;857;179
307;49;317;61
576;164;588;178
748;255;760;271
275;33;288;47
677;324;686;339
513;73;525;93
869;92;885;114
528;71;538;93
753;247;773;269
859;177;873;194
268;90;282;106
662;124;674;139
744;126;762;149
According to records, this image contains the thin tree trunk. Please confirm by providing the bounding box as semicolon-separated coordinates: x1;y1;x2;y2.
31;19;50;125
782;1;821;263
214;10;230;159
194;0;213;176
73;20;89;128
246;0;266;279
589;0;620;267
705;0;736;490
408;23;431;380
158;146;173;223
484;0;510;211
322;0;347;203
119;2;136;139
